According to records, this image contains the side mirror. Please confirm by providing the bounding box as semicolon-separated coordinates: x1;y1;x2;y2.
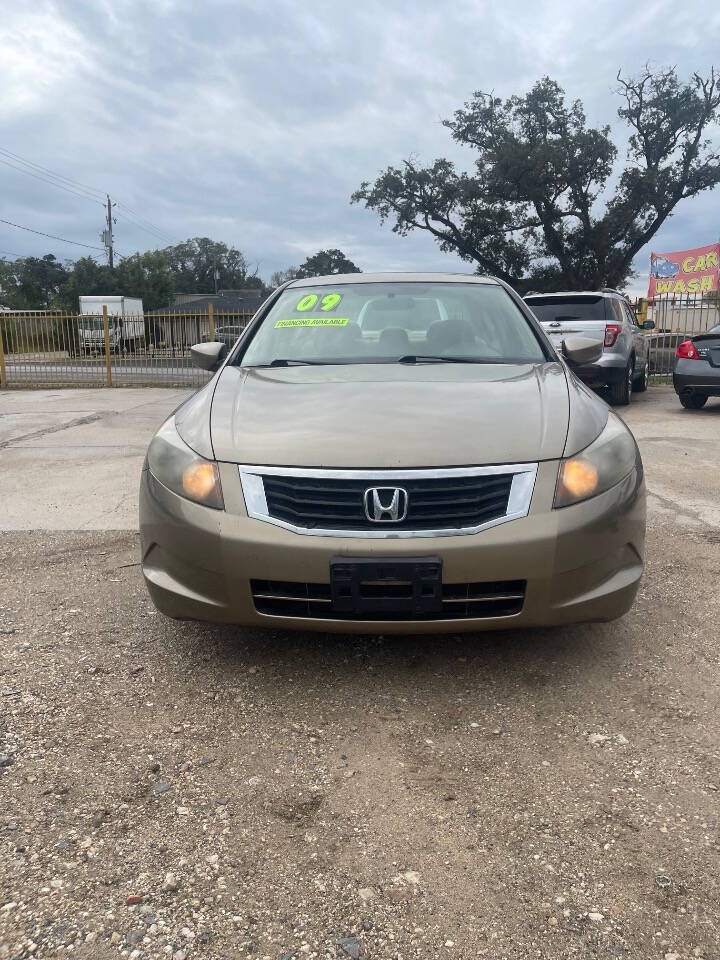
642;320;655;330
561;335;603;366
190;341;226;371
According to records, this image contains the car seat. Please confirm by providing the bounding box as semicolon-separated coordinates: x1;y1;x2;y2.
378;327;410;355
425;316;476;354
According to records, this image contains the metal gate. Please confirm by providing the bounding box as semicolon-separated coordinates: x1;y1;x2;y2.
0;305;252;388
641;293;720;380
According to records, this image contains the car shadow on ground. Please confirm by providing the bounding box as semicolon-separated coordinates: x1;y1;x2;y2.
601;384;720;413
153;613;635;698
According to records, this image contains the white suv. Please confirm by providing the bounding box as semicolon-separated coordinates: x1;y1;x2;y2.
525;290;655;405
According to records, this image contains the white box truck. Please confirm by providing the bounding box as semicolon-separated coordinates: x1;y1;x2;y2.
78;296;145;353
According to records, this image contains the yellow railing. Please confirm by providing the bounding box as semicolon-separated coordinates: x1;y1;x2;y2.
2;294;717;389
0;307;253;388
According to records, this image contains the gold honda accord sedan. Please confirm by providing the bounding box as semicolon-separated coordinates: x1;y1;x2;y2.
139;274;645;633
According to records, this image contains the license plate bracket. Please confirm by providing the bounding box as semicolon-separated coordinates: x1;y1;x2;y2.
330;556;443;619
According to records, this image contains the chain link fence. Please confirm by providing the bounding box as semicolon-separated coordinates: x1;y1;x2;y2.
0;305;253;388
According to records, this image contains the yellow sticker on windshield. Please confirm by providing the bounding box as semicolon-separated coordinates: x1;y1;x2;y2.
295;292;343;312
275;317;350;328
320;292;342;311
295;294;319;312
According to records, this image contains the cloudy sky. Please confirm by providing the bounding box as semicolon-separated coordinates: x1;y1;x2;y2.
2;0;720;292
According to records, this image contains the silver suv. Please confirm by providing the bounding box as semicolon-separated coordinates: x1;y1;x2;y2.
524;290;655;405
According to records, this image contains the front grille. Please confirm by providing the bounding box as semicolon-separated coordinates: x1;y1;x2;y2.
260;473;514;532
251;579;526;620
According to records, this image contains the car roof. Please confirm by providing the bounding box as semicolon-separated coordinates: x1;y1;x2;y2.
524;290;623;300
286;272;500;288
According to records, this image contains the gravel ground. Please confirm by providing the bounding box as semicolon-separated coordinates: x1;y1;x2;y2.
1;516;719;960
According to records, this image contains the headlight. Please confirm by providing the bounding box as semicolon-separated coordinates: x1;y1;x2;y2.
554;413;637;508
147;418;224;509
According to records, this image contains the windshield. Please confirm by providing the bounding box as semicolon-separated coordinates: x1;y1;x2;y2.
525;296;606;324
239;282;546;366
80;317;106;330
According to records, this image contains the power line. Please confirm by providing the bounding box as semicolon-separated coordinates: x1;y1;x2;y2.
0;147;181;266
0;157;105;207
0;147;106;200
114;202;175;245
115;208;174;243
0;147;176;244
113;209;174;245
0;218;105;251
0;150;111;262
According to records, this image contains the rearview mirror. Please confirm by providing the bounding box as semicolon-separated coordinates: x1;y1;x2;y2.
561;335;603;366
190;341;226;371
642;320;655;330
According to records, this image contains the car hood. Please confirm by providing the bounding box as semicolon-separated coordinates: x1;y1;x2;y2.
208;362;572;467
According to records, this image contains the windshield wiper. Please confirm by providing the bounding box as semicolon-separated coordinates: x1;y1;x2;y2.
249;355;506;368
250;358;337;367
396;354;501;364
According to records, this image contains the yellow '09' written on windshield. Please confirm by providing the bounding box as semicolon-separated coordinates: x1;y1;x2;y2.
274;292;348;327
295;292;343;312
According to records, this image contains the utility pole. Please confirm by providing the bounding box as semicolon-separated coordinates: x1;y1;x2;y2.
104;194;115;269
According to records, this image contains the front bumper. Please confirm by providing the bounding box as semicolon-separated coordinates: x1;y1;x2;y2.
139;459;646;634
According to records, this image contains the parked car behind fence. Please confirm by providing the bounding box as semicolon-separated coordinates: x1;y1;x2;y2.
646;297;720;376
672;322;720;409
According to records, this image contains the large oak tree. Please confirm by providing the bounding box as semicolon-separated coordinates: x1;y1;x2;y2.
352;66;720;292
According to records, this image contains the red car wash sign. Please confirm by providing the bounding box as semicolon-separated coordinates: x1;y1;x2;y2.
648;242;720;297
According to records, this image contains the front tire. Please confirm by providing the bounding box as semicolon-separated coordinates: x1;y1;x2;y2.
610;360;633;406
634;358;649;393
679;392;708;410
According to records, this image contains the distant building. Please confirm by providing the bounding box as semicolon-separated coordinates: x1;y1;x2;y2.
146;289;262;348
164;289;262;310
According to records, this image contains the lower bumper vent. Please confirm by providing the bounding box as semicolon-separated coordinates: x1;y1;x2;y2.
250;578;526;621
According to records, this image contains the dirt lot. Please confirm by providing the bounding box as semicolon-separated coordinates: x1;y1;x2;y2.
1;387;719;960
